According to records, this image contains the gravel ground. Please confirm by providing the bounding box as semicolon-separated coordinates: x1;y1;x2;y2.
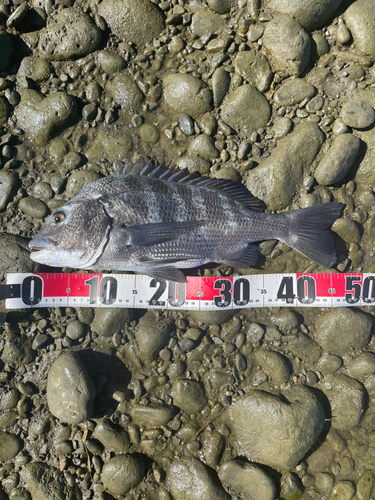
1;0;375;499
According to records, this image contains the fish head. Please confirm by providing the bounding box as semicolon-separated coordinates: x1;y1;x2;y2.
28;198;111;268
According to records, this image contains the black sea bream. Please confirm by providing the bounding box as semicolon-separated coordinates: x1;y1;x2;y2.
29;162;344;282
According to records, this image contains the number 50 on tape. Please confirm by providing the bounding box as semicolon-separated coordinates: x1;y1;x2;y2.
3;272;375;310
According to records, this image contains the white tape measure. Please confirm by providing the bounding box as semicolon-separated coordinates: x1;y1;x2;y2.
3;272;375;310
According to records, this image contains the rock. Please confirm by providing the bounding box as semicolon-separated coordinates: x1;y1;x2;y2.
101;455;146;497
0;234;37;287
65;171;101;197
341;100;375;129
233;51;273;92
131;403;178;429
312;33;330;57
135;311;171;362
263;15;311;76
274;79;316;106
201;431;225;467
331;218;361;243
315;133;360;185
356;471;374;500
254;349;291;384
139;124;160;144
337;21;352;45
2;334;34;365
19;197;49;219
16;90;78;146
17;56;52;83
179;114;195;136
0;95;12;126
163;73;213;118
206;0;232;14
166;457;230;500
22;462;79;500
316;309;372;355
223;385;325;470
86;128;133;164
47;351;96;424
212;67;231;107
0;31;13;71
188;134;220;159
321;374;366;430
247;123;324;210
218;459;277;500
0;431;22;460
94;419;130;453
344;0;375;60
221;85;271;135
190;10;225;37
98;0;164;47
0;170;16;210
92;308;133;337
109;72;144;112
96;50;126;75
306;442;334;472
65;320;85;340
273;117;293;139
317;354;343;374
188;310;234;325
173;379;208;413
38;8;102;60
176;155;211;175
349;352;375;378
265;0;342;31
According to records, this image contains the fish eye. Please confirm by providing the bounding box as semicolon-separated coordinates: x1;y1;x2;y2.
52;211;65;224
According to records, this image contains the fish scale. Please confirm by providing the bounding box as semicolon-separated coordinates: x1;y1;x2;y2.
28;163;344;283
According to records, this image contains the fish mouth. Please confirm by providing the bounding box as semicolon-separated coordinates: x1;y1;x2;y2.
28;238;55;251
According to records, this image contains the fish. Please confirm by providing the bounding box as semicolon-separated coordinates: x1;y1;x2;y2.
28;161;344;283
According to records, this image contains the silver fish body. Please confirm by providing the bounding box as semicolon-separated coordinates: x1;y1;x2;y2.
29;163;343;282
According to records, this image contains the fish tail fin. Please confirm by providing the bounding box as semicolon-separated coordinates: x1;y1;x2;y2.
281;202;344;268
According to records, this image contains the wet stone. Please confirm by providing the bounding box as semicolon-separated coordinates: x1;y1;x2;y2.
176;155;211;175
233;51;273;92
190;10;225;37
19;197;49;219
92;307;133;338
265;0;342;31
274;79;316;107
349;352;375;378
188;134;220;159
341;100;375;129
316;309;372;355
98;0;165;47
331;218;361;244
173;379;207;413
273;117;293;139
2;334;34;365
221;85;271;136
315;133;360;185
329;480;356;500
0;31;13;71
94;419;130;453
167;457;230;500
0;95;12;126
212;67;231;107
47;351;96;424
254;349;291;384
306;442;334;472
22;462;78;500
139;123;160;144
109;72;144;112
344;0;375;59
179;114;194;136
65;171;100;197
263;15;311;76
38;8;102;60
218;459;277;500
163;73;213;119
0;234;37;286
96;50;126;75
65;320;85;340
356;471;374;500
0;431;22;461
321;374;366;430
16;90;78;146
206;0;232;14
315;472;335;494
224;385;325;470
337;22;352;45
17;57;52;83
101;454;146;497
317;354;343;374
135;311;171;362
131;403;177;429
0;170;16;210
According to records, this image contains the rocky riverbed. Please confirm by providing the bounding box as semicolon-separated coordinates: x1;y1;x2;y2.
1;0;375;499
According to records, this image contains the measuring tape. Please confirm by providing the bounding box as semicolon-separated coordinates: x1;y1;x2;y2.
2;272;375;310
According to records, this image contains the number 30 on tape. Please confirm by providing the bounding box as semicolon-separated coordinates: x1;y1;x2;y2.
4;272;375;310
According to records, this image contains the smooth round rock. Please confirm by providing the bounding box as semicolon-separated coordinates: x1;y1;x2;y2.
349;352;375;378
188;134;220;159
139;123;160;144
315;308;372;355
17;56;52;83
65;320;86;340
109;72;143;112
265;0;342;31
317;354;343;374
274;79;316;106
176;155;211;175
19;197;49;219
47;351;96;424
179;114;194;136
315;133;360;185
38;8;102;60
273;117;293;139
0;431;22;460
218;459;276;500
96;50;126;75
173;379;208;413
321;374;366;430
94;419;130;453
206;0;231;14
65;170;100;197
221;85;271;135
212;67;231;107
341;100;375;129
188;309;234;325
263;14;311;76
223;385;325;470
98;0;165;47
101;455;146;497
163;73;212;118
23;462;77;500
167;457;230;500
331;218;361;243
135;311;171;362
131;403;178;429
344;0;375;59
233;51;273;93
0;31;14;71
254;349;291;384
190;10;225;37
0;170;16;210
92;307;133;337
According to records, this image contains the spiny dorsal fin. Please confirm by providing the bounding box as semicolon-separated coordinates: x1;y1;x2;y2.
117;159;266;212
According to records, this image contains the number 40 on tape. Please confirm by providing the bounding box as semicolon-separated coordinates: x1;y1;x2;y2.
4;272;375;310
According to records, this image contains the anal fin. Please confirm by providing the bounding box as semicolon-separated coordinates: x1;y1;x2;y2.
143;266;187;283
222;244;260;268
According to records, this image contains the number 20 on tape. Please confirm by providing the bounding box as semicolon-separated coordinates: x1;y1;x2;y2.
5;273;375;310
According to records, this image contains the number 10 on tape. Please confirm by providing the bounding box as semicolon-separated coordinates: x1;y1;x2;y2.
5;272;375;310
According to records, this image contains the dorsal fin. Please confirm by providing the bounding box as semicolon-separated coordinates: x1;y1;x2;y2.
117;159;266;212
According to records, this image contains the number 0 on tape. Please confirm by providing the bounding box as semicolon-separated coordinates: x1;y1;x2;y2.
3;273;375;310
